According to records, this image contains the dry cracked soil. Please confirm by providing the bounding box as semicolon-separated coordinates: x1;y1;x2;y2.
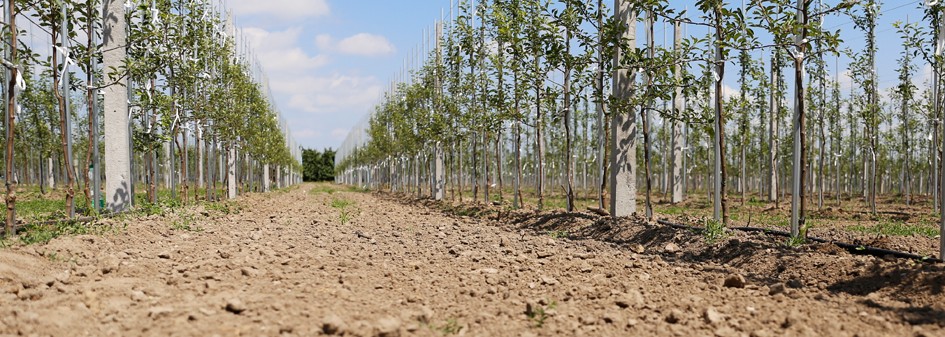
1;183;943;336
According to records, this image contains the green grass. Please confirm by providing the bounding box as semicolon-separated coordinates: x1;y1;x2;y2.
655;204;687;215
330;198;353;209
547;230;569;239
783;219;816;247
330;198;358;225
703;218;729;244
310;184;338;194
848;221;940;238
272;184;301;194
171;214;202;232
345;185;370;193
2;184;242;247
747;212;790;228
434;318;462;335
16;198;67;221
526;300;557;328
786;234;807;247
46;251;62;262
204;200;241;215
450;204;486;217
309;182;370;195
17;220;126;245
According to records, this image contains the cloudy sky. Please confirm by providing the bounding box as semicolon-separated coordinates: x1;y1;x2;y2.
230;0;927;151
230;0;447;151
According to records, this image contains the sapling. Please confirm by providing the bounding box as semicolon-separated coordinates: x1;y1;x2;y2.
331;198;359;225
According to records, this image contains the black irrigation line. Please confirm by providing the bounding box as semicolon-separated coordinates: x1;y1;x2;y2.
655;219;943;264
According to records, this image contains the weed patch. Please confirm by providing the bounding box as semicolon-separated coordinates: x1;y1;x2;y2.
331;198;359;225
17;220;123;245
703;218;729;244
434;318;462;335
848;221;939;237
547;230;569;239
310;184;337;194
171;214;202;232
205;201;241;215
525;300;557;328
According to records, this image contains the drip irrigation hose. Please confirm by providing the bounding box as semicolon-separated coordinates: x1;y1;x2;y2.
655;219;942;264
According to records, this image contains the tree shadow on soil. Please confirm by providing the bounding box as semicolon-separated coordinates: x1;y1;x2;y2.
388;193;945;320
511;211;945;304
827;262;945;296
860;299;945;325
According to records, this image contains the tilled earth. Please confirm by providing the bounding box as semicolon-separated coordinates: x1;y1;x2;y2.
0;183;943;336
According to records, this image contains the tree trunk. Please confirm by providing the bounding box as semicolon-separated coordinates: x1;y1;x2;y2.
640;10;654;220
181;104;189;205
53;13;76;218
769;49;780;204
227;145;237;199
536;87;544;210
84;4;96;211
868;4;878;215
514;72;523;208
790;2;808;237
596;0;607;210
712;17;728;226
564;26;575;212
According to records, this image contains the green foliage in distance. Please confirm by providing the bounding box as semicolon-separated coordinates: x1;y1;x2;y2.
303;148;336;182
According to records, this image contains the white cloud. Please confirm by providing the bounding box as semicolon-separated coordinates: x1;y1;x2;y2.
330;128;349;140
295;128;320;139
917;63;932;87
273;74;384;114
244;27;299;49
838;70;853;92
721;83;737;101
243;27;330;74
315;33;396;56
230;0;330;20
315;34;334;50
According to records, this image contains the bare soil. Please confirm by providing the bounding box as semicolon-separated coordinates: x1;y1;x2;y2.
0;183;943;336
655;193;942;258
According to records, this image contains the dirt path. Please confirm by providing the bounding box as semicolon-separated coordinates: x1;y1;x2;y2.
0;183;942;336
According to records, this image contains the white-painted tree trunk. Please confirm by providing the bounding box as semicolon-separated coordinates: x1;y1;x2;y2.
276;165;282;189
227;146;236;199
196;124;203;189
164;142;171;188
103;0;132;212
671;21;684;204
609;0;638;217
434;145;444;200
47;157;55;189
263;164;270;192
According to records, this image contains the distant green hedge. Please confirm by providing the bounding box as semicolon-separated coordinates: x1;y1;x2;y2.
303;148;336;182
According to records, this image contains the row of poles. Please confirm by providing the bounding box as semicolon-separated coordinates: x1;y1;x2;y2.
1;0;303;236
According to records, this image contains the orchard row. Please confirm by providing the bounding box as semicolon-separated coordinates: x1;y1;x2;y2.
1;0;302;236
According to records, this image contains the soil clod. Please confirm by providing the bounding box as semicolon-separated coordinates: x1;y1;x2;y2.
723;274;747;288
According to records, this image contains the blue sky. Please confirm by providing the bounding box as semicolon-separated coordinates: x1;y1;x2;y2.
231;0;929;151
231;0;449;151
